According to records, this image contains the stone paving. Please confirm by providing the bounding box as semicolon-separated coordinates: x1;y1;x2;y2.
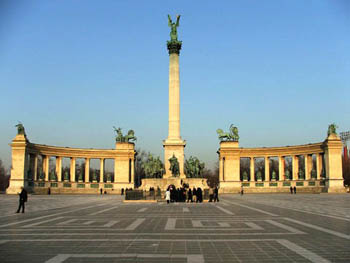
0;194;349;262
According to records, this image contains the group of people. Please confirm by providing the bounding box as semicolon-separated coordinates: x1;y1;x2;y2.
165;186;206;203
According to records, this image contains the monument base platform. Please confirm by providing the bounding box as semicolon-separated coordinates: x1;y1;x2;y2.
140;178;208;191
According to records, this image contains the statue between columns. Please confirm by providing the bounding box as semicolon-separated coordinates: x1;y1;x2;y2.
113;127;137;143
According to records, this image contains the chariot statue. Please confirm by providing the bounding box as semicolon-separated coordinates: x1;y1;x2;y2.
15;122;26;135
327;123;338;136
169;154;180;177
114;127;137;143
217;124;239;142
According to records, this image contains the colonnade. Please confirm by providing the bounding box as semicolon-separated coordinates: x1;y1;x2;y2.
8;132;136;194
220;153;324;182
218;133;344;193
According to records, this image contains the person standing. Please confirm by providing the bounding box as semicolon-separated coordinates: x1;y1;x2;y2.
209;187;214;202
16;187;28;213
290;186;293;194
192;187;197;203
293;186;296;194
187;188;193;202
214;186;219;202
240;185;244;196
165;188;171;204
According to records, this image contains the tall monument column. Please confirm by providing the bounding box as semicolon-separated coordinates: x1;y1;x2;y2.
163;15;186;178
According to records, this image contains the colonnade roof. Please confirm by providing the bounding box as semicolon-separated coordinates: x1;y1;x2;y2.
219;141;325;157
25;143;135;159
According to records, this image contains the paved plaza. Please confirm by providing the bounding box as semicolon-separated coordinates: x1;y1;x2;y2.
0;194;349;262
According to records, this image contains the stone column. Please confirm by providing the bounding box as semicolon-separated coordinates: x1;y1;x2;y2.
70;157;76;182
163;40;186;178
316;153;323;179
305;154;312;180
131;158;135;184
278;156;285;180
43;156;49;181
56;157;62;182
219;158;224;182
265;157;270;181
100;158;104;183
250;157;255;182
292;155;299;180
33;154;38;181
85;158;90;183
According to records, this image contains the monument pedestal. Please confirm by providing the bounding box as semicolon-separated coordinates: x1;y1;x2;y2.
163;139;186;179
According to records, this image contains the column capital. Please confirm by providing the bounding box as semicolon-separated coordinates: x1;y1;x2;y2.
167;40;182;55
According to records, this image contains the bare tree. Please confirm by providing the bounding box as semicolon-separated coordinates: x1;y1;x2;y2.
0;159;9;191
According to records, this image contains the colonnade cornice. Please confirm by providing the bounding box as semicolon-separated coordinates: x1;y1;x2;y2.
219;142;325;158
26;143;135;159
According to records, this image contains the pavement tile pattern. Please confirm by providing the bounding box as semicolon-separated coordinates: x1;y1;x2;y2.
0;194;349;262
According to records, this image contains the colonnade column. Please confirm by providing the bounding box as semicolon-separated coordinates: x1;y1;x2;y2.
219;158;224;182
33;154;38;181
70;157;76;182
292;155;299;180
43;156;49;181
100;158;104;183
56;157;62;182
265;157;270;181
250;157;255;182
278;156;285;180
305;154;312;180
316;153;323;179
131;158;135;184
85;158;90;183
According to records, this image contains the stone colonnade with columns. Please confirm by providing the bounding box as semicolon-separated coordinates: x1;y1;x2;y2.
7;133;136;194
218;133;344;193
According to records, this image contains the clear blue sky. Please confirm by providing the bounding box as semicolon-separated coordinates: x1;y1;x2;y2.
0;0;349;170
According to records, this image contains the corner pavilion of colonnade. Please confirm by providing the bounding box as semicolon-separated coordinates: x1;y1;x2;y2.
218;131;345;193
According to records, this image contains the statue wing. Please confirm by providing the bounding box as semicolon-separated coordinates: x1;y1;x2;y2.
176;15;180;27
168;14;172;26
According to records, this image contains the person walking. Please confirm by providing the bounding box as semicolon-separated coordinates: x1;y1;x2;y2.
240;185;244;196
16;187;28;213
293;186;296;194
214;186;219;202
290;186;293;194
165;188;171;204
